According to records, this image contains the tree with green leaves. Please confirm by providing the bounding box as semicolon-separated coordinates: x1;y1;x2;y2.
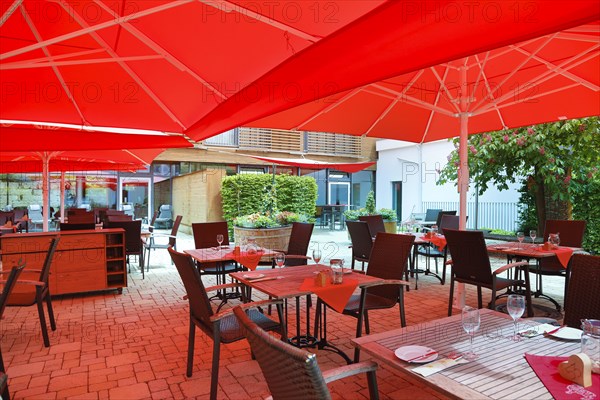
439;117;600;251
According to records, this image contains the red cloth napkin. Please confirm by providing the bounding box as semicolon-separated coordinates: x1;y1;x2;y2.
223;247;264;271
536;247;574;268
524;354;599;399
422;234;447;251
299;277;359;313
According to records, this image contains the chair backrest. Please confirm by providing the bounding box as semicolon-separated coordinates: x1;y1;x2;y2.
192;221;230;249
424;209;442;222
169;215;183;246
286;222;314;257
346;221;373;261
157;205;173;220
67;208;88;216
366;232;414;301
543;220;586;248
107;214;133;222
59;222;96;231
359;215;386;237
0;211;14;225
436;211;457;227
439;215;460;231
39;237;60;285
27;204;43;220
0;264;25;319
105;220;142;254
233;306;331;400
443;229;494;285
563;254;600;329
67;212;95;224
168;247;215;332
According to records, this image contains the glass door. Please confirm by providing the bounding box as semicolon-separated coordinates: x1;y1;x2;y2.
118;177;152;221
328;182;350;206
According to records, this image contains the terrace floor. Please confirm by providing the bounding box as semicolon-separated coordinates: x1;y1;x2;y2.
1;228;567;399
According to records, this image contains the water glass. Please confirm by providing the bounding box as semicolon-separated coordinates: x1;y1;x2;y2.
274;253;285;268
507;294;525;341
581;319;600;374
516;232;525;249
312;249;322;265
461;306;480;360
216;234;224;247
430;225;438;235
529;230;537;246
330;259;343;284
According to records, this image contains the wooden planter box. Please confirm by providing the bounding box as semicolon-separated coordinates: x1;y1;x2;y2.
384;221;398;233
233;225;293;261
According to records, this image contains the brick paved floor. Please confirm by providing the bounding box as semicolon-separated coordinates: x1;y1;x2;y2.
1;228;567;399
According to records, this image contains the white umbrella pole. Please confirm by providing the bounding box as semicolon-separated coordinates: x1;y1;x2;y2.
42;153;49;232
60;172;65;223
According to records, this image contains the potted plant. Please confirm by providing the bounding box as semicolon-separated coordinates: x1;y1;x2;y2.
343;191;398;233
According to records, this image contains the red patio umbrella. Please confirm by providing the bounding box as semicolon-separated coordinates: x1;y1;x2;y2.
245;154;375;174
244;22;600;228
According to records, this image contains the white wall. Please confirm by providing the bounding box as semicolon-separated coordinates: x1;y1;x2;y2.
376;138;521;224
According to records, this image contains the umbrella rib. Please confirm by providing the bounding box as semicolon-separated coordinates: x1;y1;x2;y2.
470;53;508;129
93;0;227;100
0;48;106;69
0;0;22;27
0;1;192;61
0;55;165;70
59;2;186;130
20;6;88;125
421;66;454;144
200;0;321;42
430;66;461;114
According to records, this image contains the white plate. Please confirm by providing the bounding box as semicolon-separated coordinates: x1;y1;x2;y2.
394;345;438;363
242;273;265;280
549;327;583;341
494;246;510;250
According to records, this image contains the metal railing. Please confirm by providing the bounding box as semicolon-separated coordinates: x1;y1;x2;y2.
422;201;519;232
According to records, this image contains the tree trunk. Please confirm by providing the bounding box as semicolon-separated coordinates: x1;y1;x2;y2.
535;177;546;236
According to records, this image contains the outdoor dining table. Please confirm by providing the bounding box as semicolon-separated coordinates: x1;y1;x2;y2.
352;309;585;400
406;233;447;289
230;264;385;363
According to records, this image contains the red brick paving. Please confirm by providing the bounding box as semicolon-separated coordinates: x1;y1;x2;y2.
1;230;566;399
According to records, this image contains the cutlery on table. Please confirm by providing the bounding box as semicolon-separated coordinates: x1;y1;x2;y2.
545;325;566;335
406;350;437;363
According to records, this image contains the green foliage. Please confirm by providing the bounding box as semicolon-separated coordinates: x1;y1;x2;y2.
221;173;318;230
365;191;376;214
516;183;538;233
377;208;397;222
233;211;309;228
438;117;600;253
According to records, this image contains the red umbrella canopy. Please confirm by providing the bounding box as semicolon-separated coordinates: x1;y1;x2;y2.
247;155;374;174
0;0;383;132
187;2;600;140
244;22;600;141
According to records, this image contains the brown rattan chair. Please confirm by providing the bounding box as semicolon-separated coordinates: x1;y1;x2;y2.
529;219;586;310
346;221;373;271
444;229;534;317
105;220;143;274
317;232;413;362
59;222;96;231
5;237;60;347
563;254;600;329
168;247;285;400
359;215;386;239
233;305;380;400
272;222;314;267
142;215;182;277
0;264;26;400
416;214;460;285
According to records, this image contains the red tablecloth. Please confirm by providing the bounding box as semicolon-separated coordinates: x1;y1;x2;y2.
422;234;447;251
299;277;358;313
223;248;264;271
535;247;574;268
525;353;599;400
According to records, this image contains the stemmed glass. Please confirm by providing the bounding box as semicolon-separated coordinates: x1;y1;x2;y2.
312;249;322;265
461;306;480;361
507;294;525;341
216;234;224;247
274;253;285;268
516;232;525;249
529;230;537;247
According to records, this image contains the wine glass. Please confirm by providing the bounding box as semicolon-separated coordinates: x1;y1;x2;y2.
312;249;322;265
274;253;285;268
529;230;537;247
516;232;525;249
507;294;525;341
216;234;224;247
461;306;480;361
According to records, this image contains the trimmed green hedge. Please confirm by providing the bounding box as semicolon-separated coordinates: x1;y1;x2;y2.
221;174;318;228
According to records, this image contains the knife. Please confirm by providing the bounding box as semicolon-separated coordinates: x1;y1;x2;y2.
247;276;278;283
406;350;437;363
546;325;566;335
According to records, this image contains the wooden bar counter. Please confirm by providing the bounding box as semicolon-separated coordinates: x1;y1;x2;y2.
0;229;127;295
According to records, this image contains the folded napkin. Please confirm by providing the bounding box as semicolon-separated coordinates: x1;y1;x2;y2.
412;356;469;377
525;354;599;399
535;247;574;268
299;278;358;313
223;247;264;271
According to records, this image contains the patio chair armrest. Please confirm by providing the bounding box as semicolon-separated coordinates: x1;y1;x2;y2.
359;279;409;289
16;279;44;287
322;361;378;384
494;261;529;275
445;259;453;265
210;299;284;322
0;269;42;274
205;282;243;293
149;233;177;239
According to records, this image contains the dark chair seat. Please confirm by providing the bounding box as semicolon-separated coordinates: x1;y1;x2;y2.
5;291;36;306
220;309;281;343
344;293;397;313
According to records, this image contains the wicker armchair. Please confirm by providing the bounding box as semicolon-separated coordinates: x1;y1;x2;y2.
142;215;182;277
168;247;285;400
233;306;380;400
272;222;314;267
563;254;600;328
346;221;373;271
0;264;25;400
359;215;386;239
416;214;460;285
4;237;60;347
